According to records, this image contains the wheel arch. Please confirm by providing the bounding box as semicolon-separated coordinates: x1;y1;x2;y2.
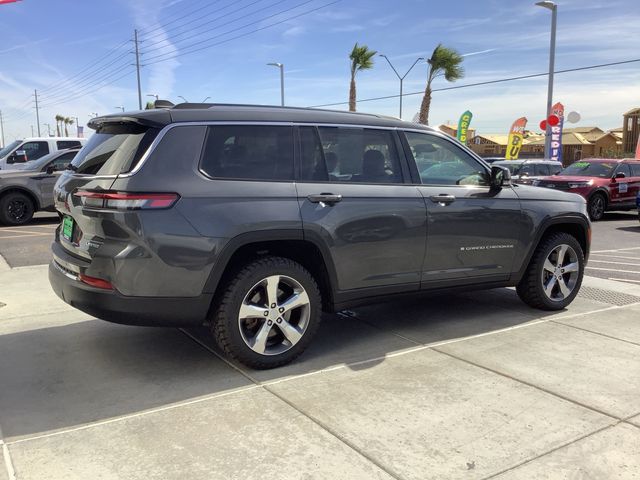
203;230;338;312
513;215;590;284
0;186;41;211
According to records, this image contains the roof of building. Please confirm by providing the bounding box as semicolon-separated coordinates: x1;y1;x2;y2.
527;132;593;146
623;107;640;116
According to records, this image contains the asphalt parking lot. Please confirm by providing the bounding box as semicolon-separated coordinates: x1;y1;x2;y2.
1;211;639;479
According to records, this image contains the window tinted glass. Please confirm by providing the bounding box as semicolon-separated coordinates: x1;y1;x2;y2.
49;151;77;171
518;164;535;176
21;141;49;160
200;125;293;180
71;124;158;175
630;164;640;177
615;163;631;178
0;140;21;158
316;127;402;184
559;161;615;178
57;141;82;149
535;164;550;176
405;131;488;186
299;127;327;181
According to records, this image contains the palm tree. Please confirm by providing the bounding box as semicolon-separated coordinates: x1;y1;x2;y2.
418;44;464;125
54;114;63;137
348;43;376;112
64;117;74;137
145;101;155;110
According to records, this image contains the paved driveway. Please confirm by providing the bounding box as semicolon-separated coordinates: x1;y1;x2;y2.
1;261;639;479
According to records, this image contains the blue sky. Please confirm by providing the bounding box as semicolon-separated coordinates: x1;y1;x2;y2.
0;0;638;140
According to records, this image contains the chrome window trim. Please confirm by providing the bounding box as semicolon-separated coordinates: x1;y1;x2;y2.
70;121;434;180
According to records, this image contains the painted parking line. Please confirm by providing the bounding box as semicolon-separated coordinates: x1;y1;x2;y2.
590;254;640;260
0;233;50;239
592;247;640;253
608;278;640;284
588;259;640;266
0;228;54;235
586;266;640;274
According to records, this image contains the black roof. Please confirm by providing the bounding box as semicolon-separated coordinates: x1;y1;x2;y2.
88;103;434;131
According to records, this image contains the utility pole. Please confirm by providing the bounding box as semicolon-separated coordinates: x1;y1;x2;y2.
74;116;80;137
134;29;142;110
379;55;424;119
0;110;4;148
30;125;34;137
536;1;558;159
34;89;41;137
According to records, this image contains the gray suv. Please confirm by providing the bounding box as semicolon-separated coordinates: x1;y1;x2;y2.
49;104;590;369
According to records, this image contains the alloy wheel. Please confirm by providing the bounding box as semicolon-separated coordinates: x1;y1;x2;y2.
589;196;605;220
7;199;28;222
540;244;580;302
238;275;311;356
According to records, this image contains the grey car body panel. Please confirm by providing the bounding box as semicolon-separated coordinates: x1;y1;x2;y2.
50;105;590;326
0;169;59;210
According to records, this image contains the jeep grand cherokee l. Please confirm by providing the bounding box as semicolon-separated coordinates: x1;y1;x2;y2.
50;104;590;369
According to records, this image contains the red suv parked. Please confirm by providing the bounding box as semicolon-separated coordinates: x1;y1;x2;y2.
533;158;640;220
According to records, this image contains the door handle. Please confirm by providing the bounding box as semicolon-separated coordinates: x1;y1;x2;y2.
429;194;456;205
307;193;342;205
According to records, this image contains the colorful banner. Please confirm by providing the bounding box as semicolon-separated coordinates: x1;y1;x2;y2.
456;110;473;144
505;117;528;160
549;102;565;163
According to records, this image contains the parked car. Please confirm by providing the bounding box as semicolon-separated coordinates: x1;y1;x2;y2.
637;190;640;223
493;160;562;185
49;104;590;369
0;137;85;170
481;157;506;164
0;148;80;225
533;158;640;221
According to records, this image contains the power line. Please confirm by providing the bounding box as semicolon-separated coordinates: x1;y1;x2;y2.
144;0;340;66
140;0;255;42
307;58;640;108
142;0;288;54
138;0;225;37
37;39;131;95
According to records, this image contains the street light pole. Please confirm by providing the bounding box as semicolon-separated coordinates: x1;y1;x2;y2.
379;55;424;119
267;63;284;106
178;96;189;103
536;1;558;159
115;106;125;112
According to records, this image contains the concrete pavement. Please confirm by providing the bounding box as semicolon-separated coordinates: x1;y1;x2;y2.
1;261;639;479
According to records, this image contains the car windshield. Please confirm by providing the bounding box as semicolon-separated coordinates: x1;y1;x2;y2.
0;140;21;158
559;161;615;178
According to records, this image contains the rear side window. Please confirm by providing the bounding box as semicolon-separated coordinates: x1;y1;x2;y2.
310;126;403;184
57;141;82;149
70;124;159;175
535;164;550;176
631;164;640;176
200;125;294;181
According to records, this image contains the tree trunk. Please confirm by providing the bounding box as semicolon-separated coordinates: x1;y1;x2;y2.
56;122;61;137
418;84;432;125
349;75;356;112
65;124;68;137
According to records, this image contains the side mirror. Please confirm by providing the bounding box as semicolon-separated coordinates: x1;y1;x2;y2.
490;165;511;189
45;165;55;174
615;172;626;179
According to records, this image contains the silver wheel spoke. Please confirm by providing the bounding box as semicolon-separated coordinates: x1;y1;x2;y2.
563;262;579;273
250;320;273;354
239;303;267;320
556;245;568;266
543;258;556;273
277;318;303;345
544;276;557;297
557;278;571;298
280;290;310;315
265;275;280;306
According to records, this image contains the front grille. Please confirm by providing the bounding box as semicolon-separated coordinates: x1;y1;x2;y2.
541;181;570;190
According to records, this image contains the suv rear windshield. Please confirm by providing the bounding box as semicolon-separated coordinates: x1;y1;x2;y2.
70;123;159;175
559;161;615;178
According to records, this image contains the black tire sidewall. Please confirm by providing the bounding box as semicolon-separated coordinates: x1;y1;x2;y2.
588;193;606;221
0;192;34;226
531;234;585;310
215;257;321;369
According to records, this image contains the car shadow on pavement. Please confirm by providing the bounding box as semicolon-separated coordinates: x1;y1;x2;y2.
0;288;573;441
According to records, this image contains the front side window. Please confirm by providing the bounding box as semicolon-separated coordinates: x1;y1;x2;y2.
405;131;488;186
20;141;50;161
614;163;631;178
200;125;293;181
0;140;21;158
48;151;77;171
535;164;551;176
314;127;403;184
630;164;640;177
517;164;535;177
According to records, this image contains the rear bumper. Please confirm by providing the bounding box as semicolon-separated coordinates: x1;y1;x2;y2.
49;261;212;327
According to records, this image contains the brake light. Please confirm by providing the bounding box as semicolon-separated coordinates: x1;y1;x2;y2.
74;191;179;210
79;274;113;290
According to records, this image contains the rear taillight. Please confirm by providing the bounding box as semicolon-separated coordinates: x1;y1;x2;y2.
78;273;113;290
74;191;179;210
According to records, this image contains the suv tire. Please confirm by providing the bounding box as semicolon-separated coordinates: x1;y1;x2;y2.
212;256;322;369
587;193;606;221
0;191;35;226
516;232;584;311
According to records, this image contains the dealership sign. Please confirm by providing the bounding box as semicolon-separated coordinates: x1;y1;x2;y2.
505;117;528;160
456;110;473;144
549;102;565;163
